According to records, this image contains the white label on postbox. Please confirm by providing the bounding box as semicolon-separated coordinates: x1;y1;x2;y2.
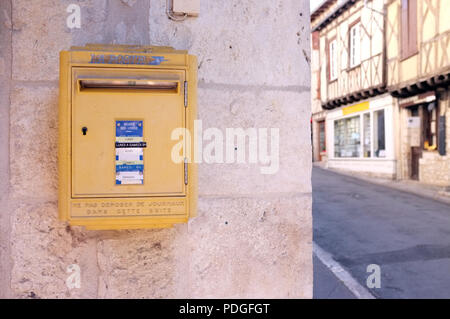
115;120;144;185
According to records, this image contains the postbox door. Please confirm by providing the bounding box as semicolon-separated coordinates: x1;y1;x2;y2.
71;67;186;197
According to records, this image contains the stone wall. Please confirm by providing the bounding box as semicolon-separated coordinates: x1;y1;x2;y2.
419;94;450;187
0;0;312;298
398;106;412;180
419;153;450;187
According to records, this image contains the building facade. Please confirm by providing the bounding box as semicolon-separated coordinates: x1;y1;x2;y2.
311;0;449;186
386;0;450;186
311;0;339;163
311;0;398;178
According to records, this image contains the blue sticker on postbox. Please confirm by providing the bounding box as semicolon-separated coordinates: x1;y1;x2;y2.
115;121;144;185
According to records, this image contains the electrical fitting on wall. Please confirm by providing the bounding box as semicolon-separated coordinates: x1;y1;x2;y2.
167;0;199;21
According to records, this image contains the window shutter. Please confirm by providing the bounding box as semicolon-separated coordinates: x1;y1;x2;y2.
330;40;337;80
328;40;337;81
353;27;356;66
317;68;321;99
331;41;334;79
401;0;409;58
312;31;320;50
438;116;446;156
327;40;330;81
408;0;418;55
334;41;338;77
350;28;354;66
356;25;360;65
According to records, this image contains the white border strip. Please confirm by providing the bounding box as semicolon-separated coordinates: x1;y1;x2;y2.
314;242;376;299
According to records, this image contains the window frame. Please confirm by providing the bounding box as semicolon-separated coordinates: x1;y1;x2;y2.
373;109;386;158
333;108;387;159
328;37;338;82
333;114;361;158
422;101;439;151
318;120;326;153
348;19;361;69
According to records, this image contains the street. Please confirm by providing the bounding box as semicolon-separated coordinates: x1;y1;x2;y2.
313;167;450;299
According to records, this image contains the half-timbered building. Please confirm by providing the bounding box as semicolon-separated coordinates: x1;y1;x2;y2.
386;0;450;186
311;0;339;162
311;0;398;178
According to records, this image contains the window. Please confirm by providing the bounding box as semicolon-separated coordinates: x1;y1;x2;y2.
349;22;361;67
319;121;326;152
334;116;360;158
363;113;371;157
334;109;387;159
373;109;386;157
329;39;338;81
422;102;438;151
401;0;417;59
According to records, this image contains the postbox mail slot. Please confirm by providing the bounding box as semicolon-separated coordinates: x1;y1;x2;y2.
79;79;179;92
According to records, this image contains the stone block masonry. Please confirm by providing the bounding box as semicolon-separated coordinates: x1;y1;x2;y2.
0;0;312;298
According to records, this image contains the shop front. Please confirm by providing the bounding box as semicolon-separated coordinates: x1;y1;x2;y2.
326;94;398;178
398;89;449;186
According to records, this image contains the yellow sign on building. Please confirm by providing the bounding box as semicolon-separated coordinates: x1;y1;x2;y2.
58;44;197;230
342;101;370;116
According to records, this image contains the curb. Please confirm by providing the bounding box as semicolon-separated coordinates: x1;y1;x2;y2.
313;243;376;299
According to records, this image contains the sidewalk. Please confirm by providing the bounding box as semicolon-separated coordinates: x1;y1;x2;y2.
313;163;450;205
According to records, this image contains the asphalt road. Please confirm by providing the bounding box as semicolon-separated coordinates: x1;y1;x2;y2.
313;255;356;299
313;167;450;299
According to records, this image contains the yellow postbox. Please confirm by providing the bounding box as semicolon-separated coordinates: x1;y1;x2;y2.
58;44;197;230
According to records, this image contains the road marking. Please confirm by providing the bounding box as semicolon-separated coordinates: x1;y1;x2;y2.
314;242;376;299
